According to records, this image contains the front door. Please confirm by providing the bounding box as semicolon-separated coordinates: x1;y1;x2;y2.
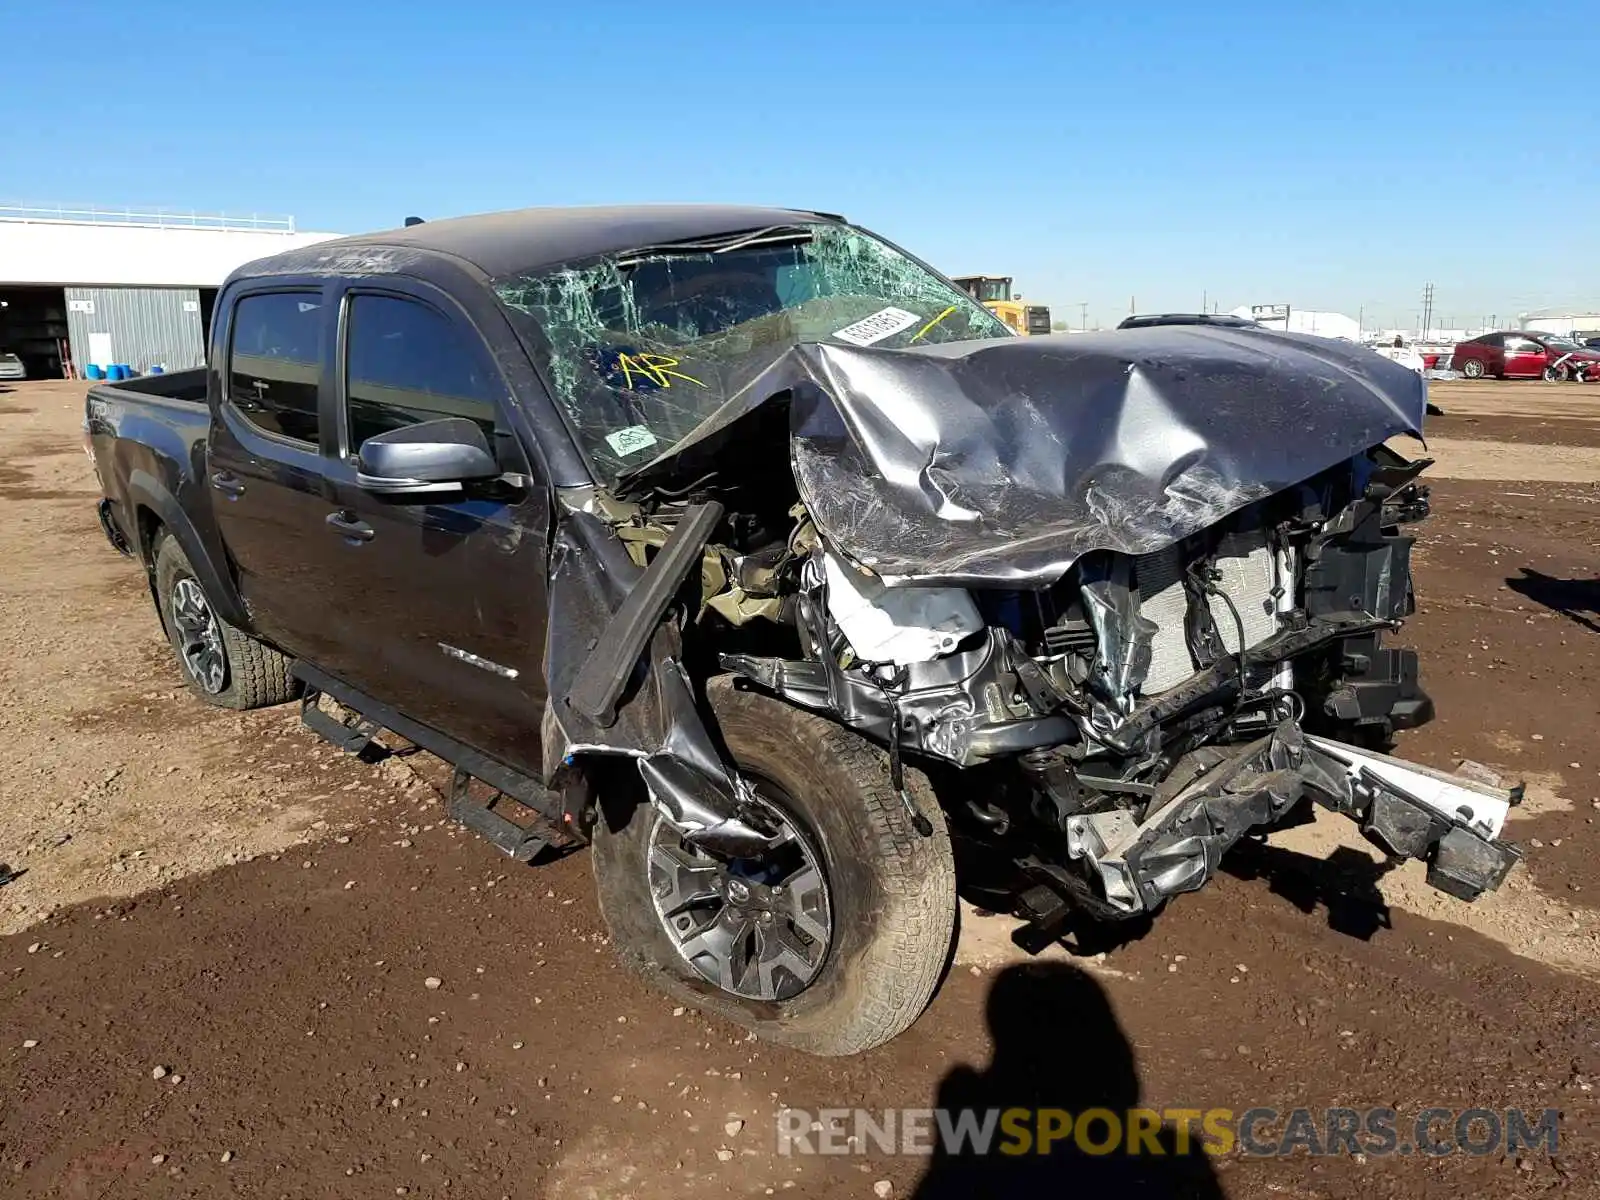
1502;336;1546;378
205;286;345;660
314;287;551;777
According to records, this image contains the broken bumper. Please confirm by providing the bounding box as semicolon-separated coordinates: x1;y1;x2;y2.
1066;721;1522;916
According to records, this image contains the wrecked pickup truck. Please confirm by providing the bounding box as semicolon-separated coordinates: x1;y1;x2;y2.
87;205;1521;1055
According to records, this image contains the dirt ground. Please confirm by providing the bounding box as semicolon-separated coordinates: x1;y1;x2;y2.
1;376;1598;1198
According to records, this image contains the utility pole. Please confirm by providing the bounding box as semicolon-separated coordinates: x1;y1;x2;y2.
1202;288;1207;314
1079;301;1088;332
1420;283;1435;343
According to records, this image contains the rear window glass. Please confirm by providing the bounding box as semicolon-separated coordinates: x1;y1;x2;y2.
229;292;323;444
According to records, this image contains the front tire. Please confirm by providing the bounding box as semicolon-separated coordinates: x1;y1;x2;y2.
153;534;299;710
1460;358;1485;379
592;676;957;1056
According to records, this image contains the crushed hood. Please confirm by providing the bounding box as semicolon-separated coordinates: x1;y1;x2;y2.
627;325;1428;588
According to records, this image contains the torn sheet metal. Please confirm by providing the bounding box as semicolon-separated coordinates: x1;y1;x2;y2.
542;505;774;855
627;326;1428;589
1067;721;1521;915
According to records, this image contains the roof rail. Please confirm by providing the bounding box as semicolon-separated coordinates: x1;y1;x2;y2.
0;204;297;233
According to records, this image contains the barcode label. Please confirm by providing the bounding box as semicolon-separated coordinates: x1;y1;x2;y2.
832;307;921;347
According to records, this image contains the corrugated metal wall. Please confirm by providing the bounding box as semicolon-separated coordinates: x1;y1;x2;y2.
64;286;205;372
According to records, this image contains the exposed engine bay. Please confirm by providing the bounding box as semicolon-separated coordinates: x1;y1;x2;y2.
541;325;1522;935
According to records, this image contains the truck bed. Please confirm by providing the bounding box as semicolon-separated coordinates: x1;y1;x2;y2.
86;366;215;570
87;366;208;410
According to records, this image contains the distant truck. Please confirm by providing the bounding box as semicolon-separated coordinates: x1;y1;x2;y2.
951;275;1052;335
86;205;1521;1056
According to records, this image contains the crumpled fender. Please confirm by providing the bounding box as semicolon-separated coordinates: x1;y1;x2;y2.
541;505;775;855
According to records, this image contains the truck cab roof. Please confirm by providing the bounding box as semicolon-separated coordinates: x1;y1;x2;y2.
234;204;847;282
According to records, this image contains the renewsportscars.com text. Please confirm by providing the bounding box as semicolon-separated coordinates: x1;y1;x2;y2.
776;1106;1560;1158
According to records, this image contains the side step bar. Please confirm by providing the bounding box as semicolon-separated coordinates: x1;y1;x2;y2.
292;662;587;861
448;767;561;863
300;691;385;757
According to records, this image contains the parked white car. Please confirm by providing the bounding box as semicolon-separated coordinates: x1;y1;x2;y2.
0;352;28;381
1370;342;1426;375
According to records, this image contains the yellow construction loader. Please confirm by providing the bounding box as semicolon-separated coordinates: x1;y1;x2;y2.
951;275;1052;336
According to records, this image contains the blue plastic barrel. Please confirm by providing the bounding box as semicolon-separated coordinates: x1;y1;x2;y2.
86;364;105;380
149;365;165;375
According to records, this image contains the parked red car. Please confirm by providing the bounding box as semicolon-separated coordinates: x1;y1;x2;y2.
1451;331;1600;381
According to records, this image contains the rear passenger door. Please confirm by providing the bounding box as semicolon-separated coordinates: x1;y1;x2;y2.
206;287;341;658
316;286;552;776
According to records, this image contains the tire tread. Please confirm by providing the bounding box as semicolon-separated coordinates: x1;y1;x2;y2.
153;534;299;711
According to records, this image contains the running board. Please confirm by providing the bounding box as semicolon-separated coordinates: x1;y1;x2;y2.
291;662;588;860
300;689;387;757
448;767;562;863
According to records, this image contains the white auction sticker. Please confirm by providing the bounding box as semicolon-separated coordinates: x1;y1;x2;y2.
831;306;921;347
605;425;659;456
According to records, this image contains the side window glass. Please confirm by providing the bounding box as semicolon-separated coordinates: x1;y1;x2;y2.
229;292;323;444
345;295;503;452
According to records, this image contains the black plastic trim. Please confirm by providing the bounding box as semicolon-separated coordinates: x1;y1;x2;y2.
565;500;724;725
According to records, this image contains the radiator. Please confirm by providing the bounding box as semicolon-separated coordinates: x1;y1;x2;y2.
1135;533;1289;696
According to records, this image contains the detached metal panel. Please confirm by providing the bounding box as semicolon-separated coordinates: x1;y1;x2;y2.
65;286;205;372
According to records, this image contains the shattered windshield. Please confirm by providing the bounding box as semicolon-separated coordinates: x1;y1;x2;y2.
494;223;1013;480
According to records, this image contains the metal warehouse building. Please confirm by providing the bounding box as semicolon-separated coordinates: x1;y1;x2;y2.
0;205;340;379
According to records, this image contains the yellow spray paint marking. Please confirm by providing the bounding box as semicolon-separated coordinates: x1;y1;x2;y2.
910;305;958;343
617;352;704;389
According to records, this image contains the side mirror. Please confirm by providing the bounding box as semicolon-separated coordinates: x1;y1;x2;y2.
356;417;500;495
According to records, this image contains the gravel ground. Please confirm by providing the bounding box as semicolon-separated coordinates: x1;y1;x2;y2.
2;377;1598;1198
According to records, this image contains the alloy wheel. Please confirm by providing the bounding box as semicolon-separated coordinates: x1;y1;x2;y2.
647;784;832;1001
170;576;227;694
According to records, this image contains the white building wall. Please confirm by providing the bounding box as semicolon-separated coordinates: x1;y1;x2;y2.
0;220;342;287
1229;306;1362;341
1523;313;1600;337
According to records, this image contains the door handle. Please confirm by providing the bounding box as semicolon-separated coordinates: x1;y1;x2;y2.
325;511;375;542
210;471;245;499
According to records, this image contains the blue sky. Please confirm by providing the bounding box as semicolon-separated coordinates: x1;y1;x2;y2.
4;0;1596;329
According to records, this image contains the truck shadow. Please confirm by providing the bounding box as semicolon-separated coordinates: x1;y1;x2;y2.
1505;567;1600;635
1222;838;1393;941
913;962;1225;1199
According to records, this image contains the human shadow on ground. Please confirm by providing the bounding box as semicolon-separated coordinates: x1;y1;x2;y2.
913;962;1226;1198
1505;567;1600;635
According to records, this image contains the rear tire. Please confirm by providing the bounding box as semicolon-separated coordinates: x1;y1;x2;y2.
1460;358;1485;379
153;534;299;710
592;676;957;1056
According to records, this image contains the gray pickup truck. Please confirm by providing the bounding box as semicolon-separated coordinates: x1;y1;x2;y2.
87;205;1521;1055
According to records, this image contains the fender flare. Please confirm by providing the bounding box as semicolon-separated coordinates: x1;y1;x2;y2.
127;468;251;629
